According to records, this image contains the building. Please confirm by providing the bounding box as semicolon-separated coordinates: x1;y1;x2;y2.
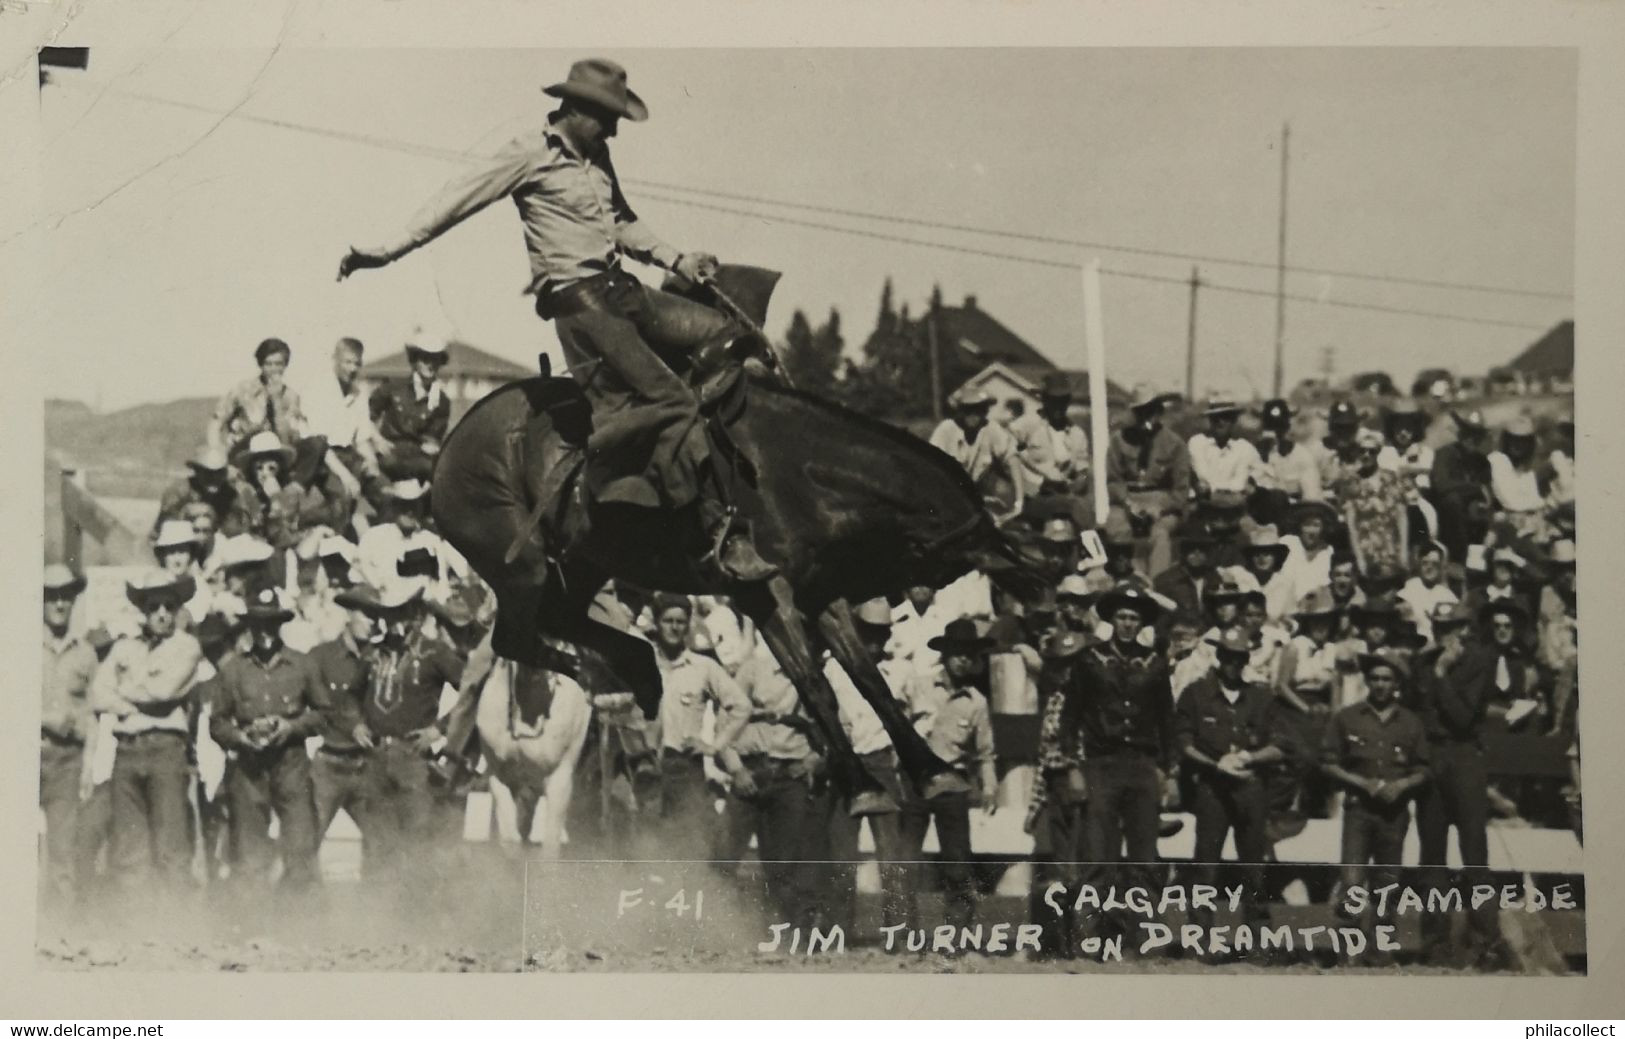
360;340;535;414
1504;320;1574;394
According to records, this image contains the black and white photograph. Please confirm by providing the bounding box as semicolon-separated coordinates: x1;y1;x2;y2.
6;1;1618;1012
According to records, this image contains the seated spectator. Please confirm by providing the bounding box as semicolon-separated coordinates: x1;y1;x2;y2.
928;387;1023;522
1104;383;1189;577
1188;393;1262;551
1335;428;1413;588
154;446;249;541
1477;600;1540;731
208;337;307;460
232;431;346;565
1488;416;1547;539
1009;373;1089;500
1461;547;1536;636
357;479;470;602
1278;500;1340;607
370;340;451;483
1153;519;1219;616
1538;540;1577;734
1541;418;1575;507
1430;410;1495;561
1378;400;1434;491
299;337;382;510
1222;525;1295;622
1398;541;1459;645
1313;400;1363;502
1254;398;1324;522
1238;589;1290;687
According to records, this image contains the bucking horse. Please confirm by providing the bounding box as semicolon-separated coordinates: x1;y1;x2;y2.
431;266;1046;815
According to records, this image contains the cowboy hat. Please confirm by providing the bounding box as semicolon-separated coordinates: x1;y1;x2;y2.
1383;398;1428;426
1292;587;1340;623
1354;427;1385;451
384;478;431;503
43;563;87;598
927;617;996;655
1173;518;1216;547
1055;574;1096;601
216;534;275;572
1326;400;1361;429
1291;499;1340;529
1095;583;1165;624
948;386;995;410
1479;598;1528;627
1244;525;1291;568
853;597;893;628
186;444;230;473
1357;651;1409;680
1042;629;1091;661
405;342;451;366
1203;394;1244;418
1129;383;1175;413
1450;409;1489;434
543;58;649;122
239;431;295;469
125;570;195;611
242;585;295;625
153;519;202;554
1205;577;1247;608
1039;372;1075;400
1041;515;1079;544
1349;597;1401;626
1428;601;1474;631
1501;415;1537;440
1548;539;1577;568
1207;626;1252;660
1259;398;1295;428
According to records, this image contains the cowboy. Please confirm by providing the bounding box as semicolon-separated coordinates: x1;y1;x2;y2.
88;571;203;892
725;643;825;931
1430;409;1495;559
1315;399;1363;499
1223;525;1295;621
1104;383;1191;577
928;386;1024;521
1152;519;1218;616
899;618;998;932
1238;589;1291;688
339;57;775;583
1487;415;1547;537
40;565;100;905
299;336;380;506
1477;600;1536;722
348;584;465;882
356;479;470;599
1397;540;1459;644
1025;626;1091;959
209;337;308;460
208;587;327;891
1413;600;1509;967
232;430;345;561
1253;398;1323;520
1009;373;1090;499
1272;588;1343;825
822;598;917;932
1321;651;1430;960
184;612;242;887
1378;399;1434;491
649;595;753;860
1176;627;1286;942
155;445;250;540
1188;393;1264;506
368;338;451;486
305;585;381;870
151;520;210;628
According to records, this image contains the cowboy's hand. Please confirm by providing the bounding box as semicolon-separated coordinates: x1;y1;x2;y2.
258;717;291;748
729;766;758;798
338;247;390;281
352;723;376;750
1216;753;1250;779
675;252;720;283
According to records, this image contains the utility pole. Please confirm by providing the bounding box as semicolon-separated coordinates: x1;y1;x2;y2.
1271;121;1291;398
1185;266;1201;402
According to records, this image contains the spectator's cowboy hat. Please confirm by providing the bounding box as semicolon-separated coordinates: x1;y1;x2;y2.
1354;427;1385;451
1349;596;1400;626
1042;628;1090;661
185;444;230;474
1292;588;1341;624
341;583;425;617
1357;650;1409;680
543;58;649;122
1055;573;1097;604
1501;415;1537;443
1548;539;1577;569
1129;383;1176;414
1095;583;1165;624
1205;576;1247;609
1259;398;1296;429
1291;499;1340;528
1450;409;1489;435
405;342;451;366
1382;398;1429;431
242;585;295;625
1244;525;1292;569
125;570;195;612
1479;598;1528;628
1173;517;1216;547
384;478;431;503
216;534;276;573
927;617;996;656
1039;372;1075;402
853;597;894;630
193;612;243;655
1428;601;1475;632
948;386;995;411
1041;516;1079;544
1207;626;1252;662
153;520;203;556
1326;400;1361;430
43;563;88;599
239;431;296;471
1203;393;1244;418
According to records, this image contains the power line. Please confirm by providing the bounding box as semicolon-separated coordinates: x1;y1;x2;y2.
67;83;1572;307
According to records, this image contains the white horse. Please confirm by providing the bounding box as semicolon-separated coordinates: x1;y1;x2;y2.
473;655;592;859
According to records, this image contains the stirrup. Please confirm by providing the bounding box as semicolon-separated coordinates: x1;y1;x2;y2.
699;506;739;567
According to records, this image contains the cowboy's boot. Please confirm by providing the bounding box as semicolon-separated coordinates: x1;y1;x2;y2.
698;499;778;583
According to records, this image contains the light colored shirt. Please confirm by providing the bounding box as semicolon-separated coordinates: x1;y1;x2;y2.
695;601;754;676
732;649;813;761
368;120;681;294
1284;634;1340;694
1378;442;1434;490
91;630;203;736
825;655;920;756
357;523;470;599
1547;449;1576;506
1008;413;1090;494
655;648;750;754
1488;451;1544;513
1187;434;1264;495
1398;578;1459;644
1278;535;1335;608
1221;564;1296;622
928;419;1020;486
1258;442;1324;502
911;682;995;771
43;630;99;741
300;371;371;450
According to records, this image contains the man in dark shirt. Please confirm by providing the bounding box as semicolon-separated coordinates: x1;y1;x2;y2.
307;587;380;865
1321;652;1431;955
369;342;452;485
153;445;250;541
1175;627;1285;939
349;585;466;880
1105;384;1190;578
1430;411;1495;562
1413;601;1509;967
1153;521;1217;616
209;588;329;890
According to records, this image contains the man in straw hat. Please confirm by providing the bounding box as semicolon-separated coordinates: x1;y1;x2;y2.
1105;382;1191;577
339;58;777;583
88;571;203;893
1176;626;1287;943
1412;599;1509;967
1008;373;1090;500
928;385;1024;522
208;587;328;892
40;564;100;904
154;445;250;541
1321;650;1430;960
369;337;452;485
1187;392;1264;507
898;618;998;932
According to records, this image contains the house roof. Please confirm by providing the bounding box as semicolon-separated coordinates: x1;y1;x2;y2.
931;296;1054;372
1505;320;1574;377
362;340;534;380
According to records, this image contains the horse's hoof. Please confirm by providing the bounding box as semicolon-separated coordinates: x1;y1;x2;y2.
918;771;972;800
848;790;900;817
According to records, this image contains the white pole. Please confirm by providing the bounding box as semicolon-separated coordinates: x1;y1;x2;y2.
1082;260;1110;528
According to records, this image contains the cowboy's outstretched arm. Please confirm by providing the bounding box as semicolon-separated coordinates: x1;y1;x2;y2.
338;144;535;279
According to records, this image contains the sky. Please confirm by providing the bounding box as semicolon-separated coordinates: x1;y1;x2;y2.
11;39;1576;409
